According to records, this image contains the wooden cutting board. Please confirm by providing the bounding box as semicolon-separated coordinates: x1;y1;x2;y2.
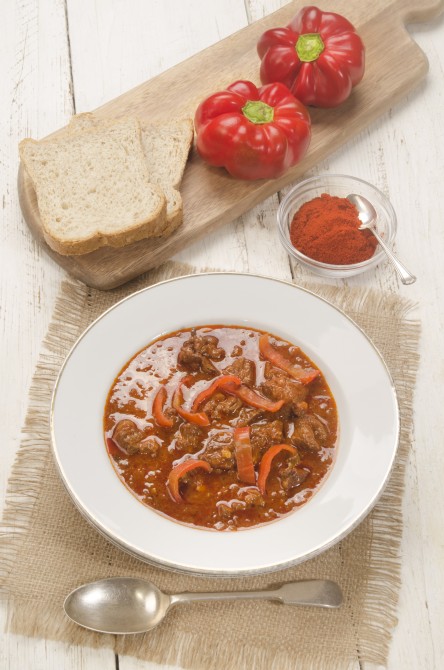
18;0;443;289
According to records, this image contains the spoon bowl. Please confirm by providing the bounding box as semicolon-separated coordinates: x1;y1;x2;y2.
347;193;378;227
64;577;343;635
347;193;416;285
64;578;171;634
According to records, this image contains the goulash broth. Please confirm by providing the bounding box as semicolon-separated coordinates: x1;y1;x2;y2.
104;325;338;531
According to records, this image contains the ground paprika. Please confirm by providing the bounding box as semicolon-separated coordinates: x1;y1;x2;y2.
289;193;377;265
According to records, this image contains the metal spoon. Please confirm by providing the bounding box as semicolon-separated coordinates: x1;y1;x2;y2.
64;577;343;634
347;193;416;285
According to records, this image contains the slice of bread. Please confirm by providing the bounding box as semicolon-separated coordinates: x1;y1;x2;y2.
142;118;194;189
68;114;193;234
143;119;194;234
20;118;167;255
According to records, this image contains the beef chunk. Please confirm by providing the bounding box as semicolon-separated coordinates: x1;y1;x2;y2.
280;455;309;492
261;363;308;412
203;392;243;421
223;356;256;386
202;431;235;471
236;407;265;427
175;423;205;453
243;489;265;508
137;436;161;457
250;420;284;463
112;419;144;455
112;419;160;456
163;407;177;425
281;468;309;492
197;335;225;360
217;488;265;519
293;401;308;417
177;329;225;373
217;501;245;519
251;420;283;450
289;415;328;452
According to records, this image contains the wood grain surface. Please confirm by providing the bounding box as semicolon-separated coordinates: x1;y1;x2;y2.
2;1;444;668
17;0;444;289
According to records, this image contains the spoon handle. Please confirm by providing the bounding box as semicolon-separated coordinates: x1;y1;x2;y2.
169;579;342;609
369;228;416;285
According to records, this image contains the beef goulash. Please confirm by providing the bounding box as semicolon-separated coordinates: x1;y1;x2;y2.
104;325;338;531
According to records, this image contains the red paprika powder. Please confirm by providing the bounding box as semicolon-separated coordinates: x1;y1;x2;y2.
289;193;377;265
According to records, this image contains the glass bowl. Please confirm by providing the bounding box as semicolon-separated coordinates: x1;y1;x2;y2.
277;174;397;278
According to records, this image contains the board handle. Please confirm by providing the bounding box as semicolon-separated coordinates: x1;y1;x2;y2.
395;0;444;23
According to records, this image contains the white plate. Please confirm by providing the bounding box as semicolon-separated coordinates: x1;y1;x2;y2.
51;273;399;576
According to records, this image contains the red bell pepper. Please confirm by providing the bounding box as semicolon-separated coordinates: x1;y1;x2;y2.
258;443;298;494
234;427;256;485
167;459;213;503
106;436;124;458
224;381;284;412
257;6;365;108
259;334;319;384
194;80;311;180
152;386;174;428
191;375;242;411
172;380;210;427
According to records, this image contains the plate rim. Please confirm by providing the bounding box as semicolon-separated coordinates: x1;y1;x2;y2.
50;271;400;576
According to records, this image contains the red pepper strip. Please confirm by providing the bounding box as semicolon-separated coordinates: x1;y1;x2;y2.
172;382;210;427
106;436;124;458
167;459;213;503
257;443;298;495
191;375;242;411
152;386;174;428
259;334;319;384
224;382;284;412
234;426;256;485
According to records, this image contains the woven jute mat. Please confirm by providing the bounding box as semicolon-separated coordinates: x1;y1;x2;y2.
0;263;420;669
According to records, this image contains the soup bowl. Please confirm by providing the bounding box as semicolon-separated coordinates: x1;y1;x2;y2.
51;273;399;576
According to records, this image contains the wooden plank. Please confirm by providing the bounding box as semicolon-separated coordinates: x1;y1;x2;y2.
17;0;444;289
0;0;71;508
67;0;250;113
0;0;116;668
2;1;444;669
1;2;254;670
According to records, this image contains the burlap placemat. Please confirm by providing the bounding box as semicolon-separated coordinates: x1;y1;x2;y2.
0;262;420;669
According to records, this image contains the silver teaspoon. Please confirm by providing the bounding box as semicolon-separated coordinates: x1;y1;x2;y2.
347;193;416;285
64;577;343;634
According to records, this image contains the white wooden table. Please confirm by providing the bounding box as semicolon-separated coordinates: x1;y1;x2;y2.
1;1;443;668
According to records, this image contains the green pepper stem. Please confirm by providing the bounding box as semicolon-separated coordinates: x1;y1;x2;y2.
296;33;324;62
242;100;274;124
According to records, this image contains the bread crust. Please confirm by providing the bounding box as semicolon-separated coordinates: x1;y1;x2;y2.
38;192;166;256
19;119;169;255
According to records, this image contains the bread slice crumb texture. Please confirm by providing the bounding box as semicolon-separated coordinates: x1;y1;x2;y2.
68;114;193;233
20;118;166;255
